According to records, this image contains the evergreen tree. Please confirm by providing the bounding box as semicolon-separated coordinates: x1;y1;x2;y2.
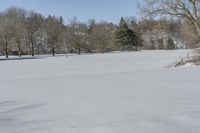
167;37;176;50
115;17;140;51
115;19;129;47
127;28;140;51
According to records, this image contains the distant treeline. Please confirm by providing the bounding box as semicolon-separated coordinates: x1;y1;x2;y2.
0;7;194;58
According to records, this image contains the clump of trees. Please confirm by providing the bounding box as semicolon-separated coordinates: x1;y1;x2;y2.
115;17;142;51
141;0;200;39
0;7;144;58
140;0;200;65
139;19;183;49
89;20;116;53
167;37;176;50
1;4;195;59
0;7;66;58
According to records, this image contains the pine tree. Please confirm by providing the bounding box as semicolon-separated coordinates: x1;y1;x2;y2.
167;37;175;50
115;17;130;49
115;17;140;51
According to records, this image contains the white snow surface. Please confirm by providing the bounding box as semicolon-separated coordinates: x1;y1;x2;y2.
0;50;200;133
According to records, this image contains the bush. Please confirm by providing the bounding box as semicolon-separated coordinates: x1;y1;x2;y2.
167;37;176;50
169;49;200;67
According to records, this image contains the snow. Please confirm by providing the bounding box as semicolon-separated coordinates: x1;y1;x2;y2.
0;50;200;133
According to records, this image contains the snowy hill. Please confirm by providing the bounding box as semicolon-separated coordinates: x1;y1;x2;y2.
0;50;200;133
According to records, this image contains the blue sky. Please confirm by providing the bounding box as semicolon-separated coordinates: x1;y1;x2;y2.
0;0;141;24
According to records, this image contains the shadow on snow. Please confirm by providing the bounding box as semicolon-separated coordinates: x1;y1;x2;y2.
0;100;51;133
0;57;45;61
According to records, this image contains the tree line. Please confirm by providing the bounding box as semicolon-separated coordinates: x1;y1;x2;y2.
0;6;195;58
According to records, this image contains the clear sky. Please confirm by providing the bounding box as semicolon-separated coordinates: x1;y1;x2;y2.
0;0;141;24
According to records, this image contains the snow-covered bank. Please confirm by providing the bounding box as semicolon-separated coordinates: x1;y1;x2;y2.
0;50;200;133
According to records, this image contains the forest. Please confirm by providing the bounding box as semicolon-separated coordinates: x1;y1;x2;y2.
0;6;196;58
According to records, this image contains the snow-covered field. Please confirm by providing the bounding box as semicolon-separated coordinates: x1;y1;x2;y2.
0;50;200;133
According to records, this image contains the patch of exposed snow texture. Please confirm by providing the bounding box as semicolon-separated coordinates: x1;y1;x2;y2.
0;50;200;133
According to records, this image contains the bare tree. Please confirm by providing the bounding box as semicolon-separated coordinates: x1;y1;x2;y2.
141;0;200;65
26;12;43;56
6;7;27;57
33;29;48;54
68;17;88;55
140;0;200;39
89;22;115;53
181;19;199;48
44;15;63;56
138;19;182;49
0;12;14;58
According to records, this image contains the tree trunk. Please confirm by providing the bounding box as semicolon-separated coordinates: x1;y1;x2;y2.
135;46;138;51
193;21;200;39
31;34;34;57
5;43;8;58
78;47;81;55
17;44;22;57
52;47;55;56
18;50;21;57
100;47;105;53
